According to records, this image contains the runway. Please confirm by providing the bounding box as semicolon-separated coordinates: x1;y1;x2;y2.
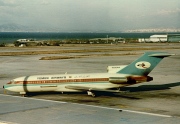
0;44;180;123
1;94;179;124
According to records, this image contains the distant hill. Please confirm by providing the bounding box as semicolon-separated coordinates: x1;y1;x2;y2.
0;23;30;32
0;23;58;32
124;28;180;33
0;23;180;33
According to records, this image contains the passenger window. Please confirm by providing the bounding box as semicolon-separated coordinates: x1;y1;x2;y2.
11;80;15;84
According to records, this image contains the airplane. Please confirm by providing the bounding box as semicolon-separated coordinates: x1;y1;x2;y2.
3;52;174;97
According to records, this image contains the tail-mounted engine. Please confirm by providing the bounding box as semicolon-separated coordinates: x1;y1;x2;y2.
109;76;153;84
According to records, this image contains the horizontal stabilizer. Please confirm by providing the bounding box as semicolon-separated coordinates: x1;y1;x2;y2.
148;53;175;57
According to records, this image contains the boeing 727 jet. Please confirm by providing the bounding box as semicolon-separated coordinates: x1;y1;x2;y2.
3;52;173;97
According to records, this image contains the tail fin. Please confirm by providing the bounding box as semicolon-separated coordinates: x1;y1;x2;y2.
118;52;174;76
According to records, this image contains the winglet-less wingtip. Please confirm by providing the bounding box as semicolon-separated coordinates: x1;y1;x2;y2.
148;53;175;57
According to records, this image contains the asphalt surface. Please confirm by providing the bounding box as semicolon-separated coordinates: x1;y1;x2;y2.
0;44;180;123
1;94;180;124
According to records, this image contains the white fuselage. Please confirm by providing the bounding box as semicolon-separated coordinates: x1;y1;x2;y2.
4;73;131;94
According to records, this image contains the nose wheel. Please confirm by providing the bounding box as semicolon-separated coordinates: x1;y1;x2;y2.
3;89;7;94
3;85;7;95
20;92;26;97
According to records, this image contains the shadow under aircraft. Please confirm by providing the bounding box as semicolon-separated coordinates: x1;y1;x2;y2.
119;82;180;92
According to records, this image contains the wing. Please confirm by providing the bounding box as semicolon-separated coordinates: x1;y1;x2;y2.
65;85;120;97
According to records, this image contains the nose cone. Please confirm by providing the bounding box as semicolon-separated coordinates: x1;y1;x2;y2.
3;84;6;89
3;84;8;89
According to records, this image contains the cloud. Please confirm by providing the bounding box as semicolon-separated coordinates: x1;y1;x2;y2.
0;0;180;32
157;8;180;15
40;0;51;5
0;0;18;6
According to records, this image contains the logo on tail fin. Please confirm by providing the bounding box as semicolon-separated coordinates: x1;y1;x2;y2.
135;61;151;69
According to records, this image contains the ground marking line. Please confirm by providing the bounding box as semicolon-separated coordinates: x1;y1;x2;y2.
0;94;172;118
0;94;67;104
71;103;172;118
0;121;18;124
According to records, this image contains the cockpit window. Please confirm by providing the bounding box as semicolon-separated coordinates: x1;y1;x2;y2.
8;80;15;84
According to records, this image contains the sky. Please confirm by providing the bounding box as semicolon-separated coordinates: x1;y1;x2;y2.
0;0;180;32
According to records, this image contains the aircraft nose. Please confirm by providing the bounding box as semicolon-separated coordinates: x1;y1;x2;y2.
3;84;7;89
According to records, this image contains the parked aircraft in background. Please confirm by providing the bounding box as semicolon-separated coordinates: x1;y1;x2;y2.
3;52;174;97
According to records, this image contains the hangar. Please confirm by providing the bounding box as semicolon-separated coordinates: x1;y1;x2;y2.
139;34;180;43
150;35;167;42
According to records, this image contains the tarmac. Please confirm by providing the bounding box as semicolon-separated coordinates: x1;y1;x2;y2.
0;43;180;123
0;94;180;124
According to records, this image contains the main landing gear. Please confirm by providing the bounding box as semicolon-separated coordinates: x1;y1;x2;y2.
87;91;96;97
